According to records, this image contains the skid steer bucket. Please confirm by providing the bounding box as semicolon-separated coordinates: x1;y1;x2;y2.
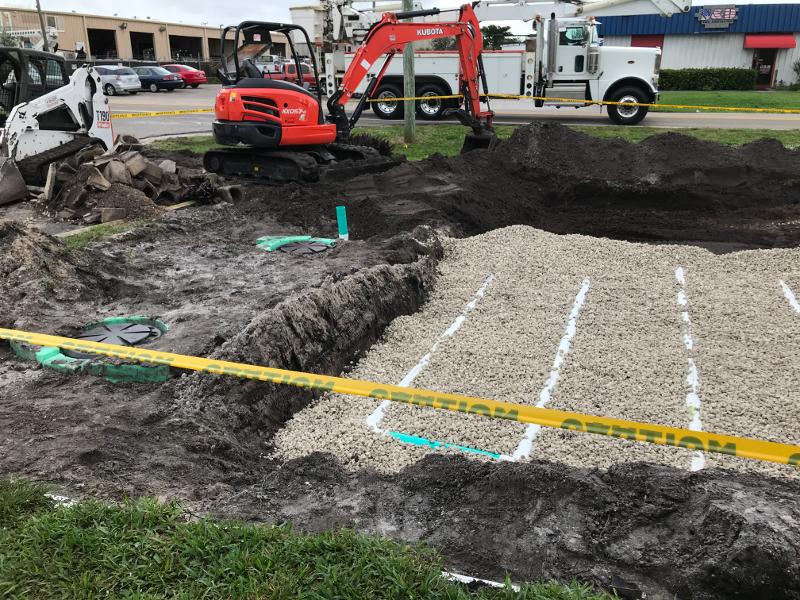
0;158;28;205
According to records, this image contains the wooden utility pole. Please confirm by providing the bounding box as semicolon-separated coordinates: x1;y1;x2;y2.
35;0;50;52
402;0;415;143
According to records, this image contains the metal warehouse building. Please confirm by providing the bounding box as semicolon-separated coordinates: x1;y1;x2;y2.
0;7;287;62
598;3;800;86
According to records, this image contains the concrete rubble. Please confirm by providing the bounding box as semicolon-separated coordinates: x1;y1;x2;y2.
40;136;238;223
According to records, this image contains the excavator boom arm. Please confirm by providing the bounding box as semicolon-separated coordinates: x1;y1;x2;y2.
327;4;493;133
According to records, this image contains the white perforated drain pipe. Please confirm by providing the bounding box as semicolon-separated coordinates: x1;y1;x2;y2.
780;280;800;314
367;274;495;434
676;267;704;472
507;278;591;461
442;570;520;591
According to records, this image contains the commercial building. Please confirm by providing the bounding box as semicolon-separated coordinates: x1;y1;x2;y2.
0;7;287;62
598;3;800;86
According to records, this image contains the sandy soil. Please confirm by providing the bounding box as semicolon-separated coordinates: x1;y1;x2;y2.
2;124;800;599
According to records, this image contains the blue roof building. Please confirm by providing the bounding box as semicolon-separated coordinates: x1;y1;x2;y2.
596;3;800;85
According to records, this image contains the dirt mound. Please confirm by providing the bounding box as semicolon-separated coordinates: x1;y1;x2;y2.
172;233;439;452
247;123;800;250
0;222;118;329
220;453;800;600
81;183;163;220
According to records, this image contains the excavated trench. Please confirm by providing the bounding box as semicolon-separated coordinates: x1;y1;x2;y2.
1;123;800;599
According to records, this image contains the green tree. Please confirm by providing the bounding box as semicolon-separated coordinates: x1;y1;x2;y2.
0;25;17;47
431;37;456;51
480;25;515;50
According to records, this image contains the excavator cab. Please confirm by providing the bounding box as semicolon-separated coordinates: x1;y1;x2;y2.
210;22;335;152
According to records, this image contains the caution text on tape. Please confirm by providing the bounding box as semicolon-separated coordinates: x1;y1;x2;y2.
112;108;215;120
3;327;799;467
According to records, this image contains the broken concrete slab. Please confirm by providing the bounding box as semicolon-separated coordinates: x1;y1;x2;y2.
75;144;104;165
64;187;88;209
112;134;142;154
123;153;148;177
43;163;58;201
103;160;133;186
130;177;158;200
82;211;101;225
92;155;116;169
100;207;127;223
159;159;177;174
141;162;164;185
77;164;112;192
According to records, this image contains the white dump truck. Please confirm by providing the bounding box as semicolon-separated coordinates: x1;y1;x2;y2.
294;0;691;125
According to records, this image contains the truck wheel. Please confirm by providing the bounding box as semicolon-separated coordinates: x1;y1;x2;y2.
103;83;116;96
371;84;403;119
607;86;649;125
416;84;448;120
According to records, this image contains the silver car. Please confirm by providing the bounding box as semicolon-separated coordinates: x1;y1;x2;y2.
95;66;141;96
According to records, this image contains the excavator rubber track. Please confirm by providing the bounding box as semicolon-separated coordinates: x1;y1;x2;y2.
203;144;403;185
203;148;321;183
16;138;98;186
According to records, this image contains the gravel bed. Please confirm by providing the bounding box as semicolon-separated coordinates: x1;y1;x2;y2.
275;226;800;477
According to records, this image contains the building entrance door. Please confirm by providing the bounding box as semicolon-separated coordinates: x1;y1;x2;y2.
752;48;777;88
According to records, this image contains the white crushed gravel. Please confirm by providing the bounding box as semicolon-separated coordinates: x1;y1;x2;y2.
274;225;800;478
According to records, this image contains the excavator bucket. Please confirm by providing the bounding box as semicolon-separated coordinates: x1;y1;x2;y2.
0;157;28;205
461;129;499;154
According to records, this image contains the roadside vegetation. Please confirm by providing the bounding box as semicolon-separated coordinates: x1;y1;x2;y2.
151;124;800;163
62;219;149;250
656;90;800;113
0;478;611;599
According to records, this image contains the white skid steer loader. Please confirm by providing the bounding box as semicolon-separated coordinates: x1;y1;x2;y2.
0;48;114;204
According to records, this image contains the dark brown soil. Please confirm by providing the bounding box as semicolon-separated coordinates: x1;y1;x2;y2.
84;183;163;219
217;453;800;600
246;123;800;251
1;125;800;600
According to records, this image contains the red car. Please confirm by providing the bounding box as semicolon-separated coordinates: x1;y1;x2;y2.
264;62;318;91
163;64;208;88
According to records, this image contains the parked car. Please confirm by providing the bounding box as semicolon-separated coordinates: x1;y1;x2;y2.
133;66;183;92
264;62;318;91
95;65;141;96
162;64;208;88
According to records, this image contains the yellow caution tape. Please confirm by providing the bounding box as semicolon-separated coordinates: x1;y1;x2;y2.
368;93;800;114
368;94;463;102
3;327;800;467
109;98;799;119
112;108;215;120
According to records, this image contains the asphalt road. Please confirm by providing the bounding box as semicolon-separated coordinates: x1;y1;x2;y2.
109;85;800;140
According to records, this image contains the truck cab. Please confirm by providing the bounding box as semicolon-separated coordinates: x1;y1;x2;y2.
535;15;660;124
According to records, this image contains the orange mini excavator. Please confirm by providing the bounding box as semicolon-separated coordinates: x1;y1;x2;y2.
204;4;496;183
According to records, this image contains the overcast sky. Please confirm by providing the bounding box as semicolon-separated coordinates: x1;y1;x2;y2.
8;0;799;31
7;0;465;27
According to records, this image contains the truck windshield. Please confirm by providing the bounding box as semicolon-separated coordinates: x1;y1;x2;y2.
560;27;585;46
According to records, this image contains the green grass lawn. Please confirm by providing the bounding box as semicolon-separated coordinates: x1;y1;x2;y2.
61;219;148;250
151;124;800;163
656;90;800;113
0;479;610;600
